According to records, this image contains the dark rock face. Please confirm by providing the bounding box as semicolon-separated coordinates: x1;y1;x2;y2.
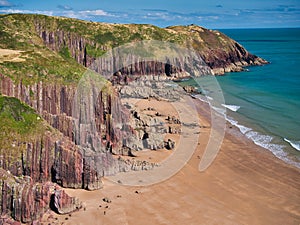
200;45;267;75
34;23;95;68
165;139;175;150
34;24;210;79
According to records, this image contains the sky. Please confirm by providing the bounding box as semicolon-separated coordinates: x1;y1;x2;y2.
0;0;299;29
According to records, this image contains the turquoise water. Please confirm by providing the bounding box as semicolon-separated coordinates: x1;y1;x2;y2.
185;28;300;167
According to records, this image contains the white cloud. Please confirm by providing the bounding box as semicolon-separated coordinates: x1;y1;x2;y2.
57;5;73;11
0;9;54;15
81;9;109;16
62;9;113;19
0;0;12;7
0;9;114;19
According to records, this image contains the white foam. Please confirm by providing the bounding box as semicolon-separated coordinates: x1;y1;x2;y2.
194;95;300;168
206;96;213;101
284;138;300;151
236;124;252;134
226;117;252;134
245;131;289;157
245;131;273;145
180;78;190;81
194;94;209;103
211;106;226;116
165;83;178;88
222;104;241;112
226;118;289;159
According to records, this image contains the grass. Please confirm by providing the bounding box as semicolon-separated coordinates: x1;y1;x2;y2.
0;95;43;135
0;95;48;160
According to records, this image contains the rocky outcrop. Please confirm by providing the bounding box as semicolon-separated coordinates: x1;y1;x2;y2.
118;76;184;101
52;188;82;214
201;43;267;75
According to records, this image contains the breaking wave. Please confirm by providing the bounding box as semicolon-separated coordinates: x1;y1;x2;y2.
284;138;300;151
221;104;241;112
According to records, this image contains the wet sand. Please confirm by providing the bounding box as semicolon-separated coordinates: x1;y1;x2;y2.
44;97;300;225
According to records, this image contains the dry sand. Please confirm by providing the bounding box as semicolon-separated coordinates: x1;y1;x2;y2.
44;97;300;225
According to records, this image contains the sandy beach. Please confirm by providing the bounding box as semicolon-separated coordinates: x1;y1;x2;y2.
43;97;300;225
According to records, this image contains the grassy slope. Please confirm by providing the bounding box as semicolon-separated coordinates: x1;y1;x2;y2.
0;14;236;85
0;14;86;85
0;95;48;157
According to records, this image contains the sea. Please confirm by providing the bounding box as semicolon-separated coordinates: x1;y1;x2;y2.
181;28;300;168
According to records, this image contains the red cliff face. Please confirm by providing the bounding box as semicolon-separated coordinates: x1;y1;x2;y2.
0;73;125;182
0;74;122;223
34;22;98;68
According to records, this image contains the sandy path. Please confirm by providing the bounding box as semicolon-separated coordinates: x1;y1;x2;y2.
0;49;25;62
44;97;300;225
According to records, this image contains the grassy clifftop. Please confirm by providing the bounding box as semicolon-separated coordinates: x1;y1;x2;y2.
0;14;249;84
0;14;86;85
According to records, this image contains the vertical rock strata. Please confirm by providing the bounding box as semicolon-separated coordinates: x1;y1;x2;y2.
0;74;132;223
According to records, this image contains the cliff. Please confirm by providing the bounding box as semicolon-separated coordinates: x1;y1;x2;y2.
0;14;267;84
0;13;268;223
0;95;82;223
0;73;159;223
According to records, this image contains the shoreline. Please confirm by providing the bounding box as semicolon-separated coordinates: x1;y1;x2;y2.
192;93;300;169
43;95;300;225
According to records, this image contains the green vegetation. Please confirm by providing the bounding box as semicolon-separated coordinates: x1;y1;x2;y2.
85;44;105;58
59;46;72;59
0;95;42;135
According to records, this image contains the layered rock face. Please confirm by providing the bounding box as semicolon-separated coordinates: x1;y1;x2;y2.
0;74;114;180
35;26;212;81
0;74;130;223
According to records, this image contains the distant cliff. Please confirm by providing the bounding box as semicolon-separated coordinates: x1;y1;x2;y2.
0;13;268;224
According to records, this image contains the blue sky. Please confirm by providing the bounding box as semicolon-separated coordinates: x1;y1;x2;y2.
0;0;299;28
